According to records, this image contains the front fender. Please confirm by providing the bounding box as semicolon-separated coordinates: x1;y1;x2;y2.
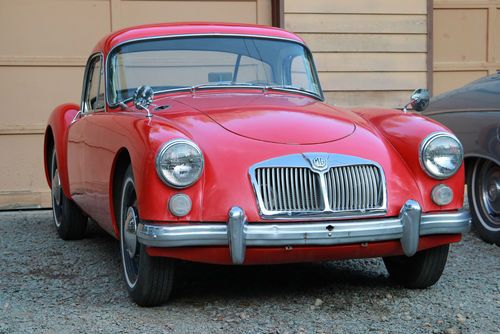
351;108;465;212
44;103;80;198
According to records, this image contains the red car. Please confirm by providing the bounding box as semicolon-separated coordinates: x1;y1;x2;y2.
44;23;470;306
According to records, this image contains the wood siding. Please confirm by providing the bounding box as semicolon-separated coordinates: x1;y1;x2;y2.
284;0;429;108
0;0;272;209
433;0;500;94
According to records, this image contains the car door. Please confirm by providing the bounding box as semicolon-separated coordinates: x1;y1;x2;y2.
67;53;105;216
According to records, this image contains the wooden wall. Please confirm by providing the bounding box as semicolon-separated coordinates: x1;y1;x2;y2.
433;0;500;94
284;0;429;108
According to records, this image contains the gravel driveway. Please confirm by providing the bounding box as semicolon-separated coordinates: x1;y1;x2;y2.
0;210;498;334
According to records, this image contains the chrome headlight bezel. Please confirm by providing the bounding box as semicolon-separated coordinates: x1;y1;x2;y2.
419;132;464;180
155;139;204;189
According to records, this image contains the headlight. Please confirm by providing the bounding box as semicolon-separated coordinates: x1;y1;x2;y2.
420;132;463;179
155;139;204;188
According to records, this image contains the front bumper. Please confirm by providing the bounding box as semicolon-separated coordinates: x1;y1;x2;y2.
137;200;471;264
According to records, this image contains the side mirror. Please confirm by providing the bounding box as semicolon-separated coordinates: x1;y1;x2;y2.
410;88;430;112
133;85;154;117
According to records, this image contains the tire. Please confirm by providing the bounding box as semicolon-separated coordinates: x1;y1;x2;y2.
468;159;500;246
50;148;87;240
119;165;174;306
383;244;449;289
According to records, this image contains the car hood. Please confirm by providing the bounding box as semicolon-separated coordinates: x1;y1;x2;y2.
168;91;356;145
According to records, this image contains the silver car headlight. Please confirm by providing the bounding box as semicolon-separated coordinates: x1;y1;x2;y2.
155;139;204;188
420;132;463;179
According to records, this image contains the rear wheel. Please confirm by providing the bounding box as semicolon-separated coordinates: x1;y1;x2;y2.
50;148;87;240
119;165;175;306
468;159;500;245
383;245;449;288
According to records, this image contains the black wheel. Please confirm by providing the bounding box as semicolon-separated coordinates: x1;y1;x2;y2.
468;159;500;245
119;165;175;306
383;244;449;288
50;148;87;240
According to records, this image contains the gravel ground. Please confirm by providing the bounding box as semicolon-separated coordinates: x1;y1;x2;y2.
0;210;498;334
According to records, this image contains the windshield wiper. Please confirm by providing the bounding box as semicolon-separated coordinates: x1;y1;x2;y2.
190;81;262;92
265;85;322;100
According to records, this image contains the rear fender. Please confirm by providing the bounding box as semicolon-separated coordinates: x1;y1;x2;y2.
44;103;80;198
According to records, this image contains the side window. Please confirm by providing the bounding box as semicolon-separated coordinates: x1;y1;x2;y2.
83;55;104;113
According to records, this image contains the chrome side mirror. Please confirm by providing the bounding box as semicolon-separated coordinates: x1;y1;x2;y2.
403;88;430;113
133;85;154;118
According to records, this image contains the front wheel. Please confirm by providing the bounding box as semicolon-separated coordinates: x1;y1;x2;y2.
383;244;449;288
468;159;500;245
119;165;175;306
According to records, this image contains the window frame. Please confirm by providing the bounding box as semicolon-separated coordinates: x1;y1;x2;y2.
81;52;105;114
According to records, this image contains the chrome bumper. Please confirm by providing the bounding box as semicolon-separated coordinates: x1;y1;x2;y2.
137;200;471;264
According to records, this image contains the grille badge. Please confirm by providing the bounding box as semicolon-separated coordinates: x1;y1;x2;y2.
304;153;329;172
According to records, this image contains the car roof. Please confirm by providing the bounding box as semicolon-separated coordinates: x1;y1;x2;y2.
425;73;500;113
93;22;305;54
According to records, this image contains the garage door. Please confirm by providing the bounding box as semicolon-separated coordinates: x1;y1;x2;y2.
433;0;500;94
0;0;272;209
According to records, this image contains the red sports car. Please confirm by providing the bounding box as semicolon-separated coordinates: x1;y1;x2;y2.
44;23;470;306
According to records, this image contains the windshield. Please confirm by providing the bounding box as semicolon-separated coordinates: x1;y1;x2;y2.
107;36;323;105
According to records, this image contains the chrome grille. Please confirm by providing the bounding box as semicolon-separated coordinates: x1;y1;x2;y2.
250;153;387;219
325;165;383;211
255;167;322;212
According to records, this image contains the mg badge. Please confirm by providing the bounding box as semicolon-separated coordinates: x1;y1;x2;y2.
311;157;328;171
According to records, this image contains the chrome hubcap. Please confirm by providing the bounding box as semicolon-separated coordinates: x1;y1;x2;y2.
479;163;500;218
487;180;499;202
51;170;62;207
124;207;138;258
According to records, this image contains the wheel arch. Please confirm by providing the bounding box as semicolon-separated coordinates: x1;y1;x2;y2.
45;103;80;198
464;154;500;184
110;148;132;238
44;125;55;187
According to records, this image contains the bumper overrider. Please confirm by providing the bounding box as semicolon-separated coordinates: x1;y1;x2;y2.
137;200;471;264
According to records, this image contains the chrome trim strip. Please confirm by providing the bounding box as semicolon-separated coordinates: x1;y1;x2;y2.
248;153;388;220
136;202;472;262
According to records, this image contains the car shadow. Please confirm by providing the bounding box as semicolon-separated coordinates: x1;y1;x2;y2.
82;219;392;304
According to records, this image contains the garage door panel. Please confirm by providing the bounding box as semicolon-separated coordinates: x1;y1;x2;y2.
285;0;427;15
286;14;427;34
325;91;413;109
0;134;46;193
314;53;427;72
434;9;487;63
300;34;427;53
319;72;427;91
116;1;258;29
0;66;83;125
433;2;500;93
0;0;111;59
434;71;488;95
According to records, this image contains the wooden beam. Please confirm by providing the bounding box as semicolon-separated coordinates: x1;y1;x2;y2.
0;56;86;67
0;190;51;210
0;124;45;135
427;0;434;95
